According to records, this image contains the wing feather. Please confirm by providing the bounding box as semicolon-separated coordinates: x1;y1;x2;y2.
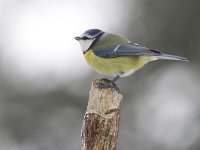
93;43;161;58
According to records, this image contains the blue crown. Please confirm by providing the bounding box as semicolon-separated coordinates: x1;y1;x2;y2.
85;29;102;36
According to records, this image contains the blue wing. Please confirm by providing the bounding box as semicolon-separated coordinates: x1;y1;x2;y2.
93;43;161;58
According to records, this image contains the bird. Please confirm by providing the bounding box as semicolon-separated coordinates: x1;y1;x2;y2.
75;29;188;88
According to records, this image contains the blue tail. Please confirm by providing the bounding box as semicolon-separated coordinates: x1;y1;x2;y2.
157;53;189;62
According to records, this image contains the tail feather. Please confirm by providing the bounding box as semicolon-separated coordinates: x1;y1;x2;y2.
157;53;189;62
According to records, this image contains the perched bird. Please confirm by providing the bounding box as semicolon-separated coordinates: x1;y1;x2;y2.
75;29;188;87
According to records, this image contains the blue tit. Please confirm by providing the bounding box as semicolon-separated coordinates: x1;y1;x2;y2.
75;29;188;87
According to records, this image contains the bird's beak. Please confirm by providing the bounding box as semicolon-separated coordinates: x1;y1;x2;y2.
75;36;80;41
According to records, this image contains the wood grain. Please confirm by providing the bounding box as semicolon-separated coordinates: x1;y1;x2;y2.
82;79;123;150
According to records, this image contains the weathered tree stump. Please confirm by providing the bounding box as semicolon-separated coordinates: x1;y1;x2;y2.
81;79;123;150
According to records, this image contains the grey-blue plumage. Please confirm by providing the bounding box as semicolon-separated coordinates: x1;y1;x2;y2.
93;43;189;62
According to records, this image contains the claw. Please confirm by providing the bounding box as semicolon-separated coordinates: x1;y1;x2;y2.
95;80;120;92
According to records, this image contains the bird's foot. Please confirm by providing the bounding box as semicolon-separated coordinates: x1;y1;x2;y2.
95;78;120;92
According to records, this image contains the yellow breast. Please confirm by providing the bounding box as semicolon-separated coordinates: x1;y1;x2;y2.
84;49;156;77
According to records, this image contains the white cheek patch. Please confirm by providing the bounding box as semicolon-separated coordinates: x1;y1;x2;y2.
79;39;95;52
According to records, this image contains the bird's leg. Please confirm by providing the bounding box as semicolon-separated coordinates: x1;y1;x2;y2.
96;75;120;91
110;75;120;85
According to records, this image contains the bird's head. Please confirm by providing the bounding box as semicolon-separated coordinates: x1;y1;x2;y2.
75;29;105;53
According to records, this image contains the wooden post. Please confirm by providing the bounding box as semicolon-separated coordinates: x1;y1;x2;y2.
81;79;123;150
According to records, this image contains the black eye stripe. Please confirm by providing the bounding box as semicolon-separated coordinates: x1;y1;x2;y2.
81;36;92;40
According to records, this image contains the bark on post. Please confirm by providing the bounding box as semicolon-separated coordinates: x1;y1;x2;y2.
81;79;123;150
